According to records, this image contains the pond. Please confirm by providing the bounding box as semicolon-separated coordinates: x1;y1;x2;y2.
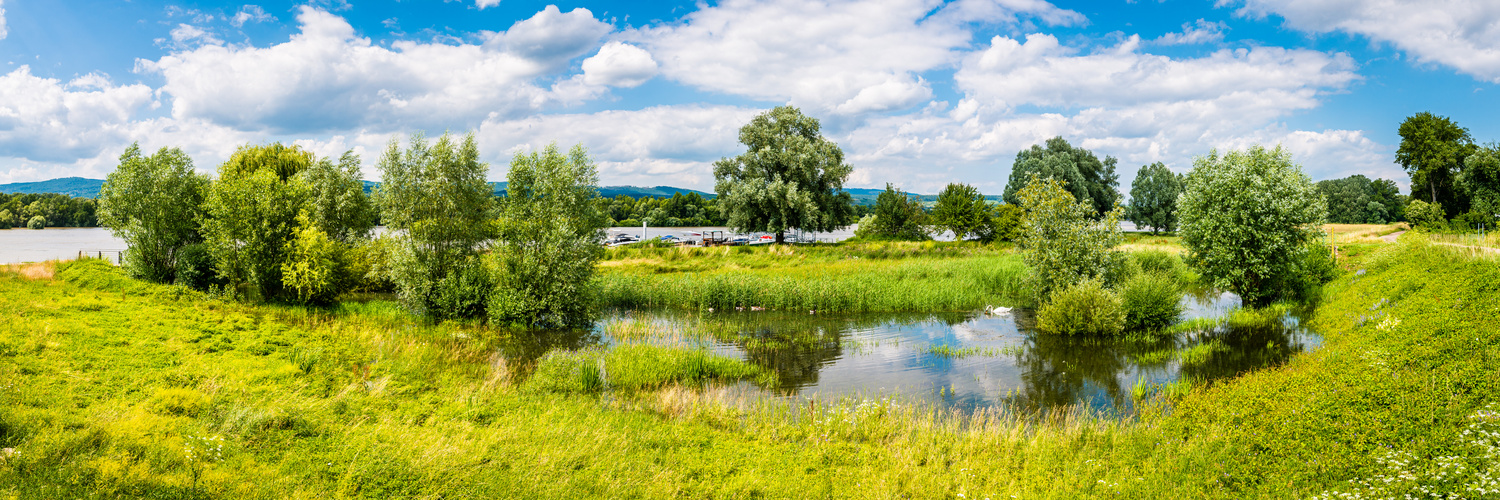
495;290;1320;414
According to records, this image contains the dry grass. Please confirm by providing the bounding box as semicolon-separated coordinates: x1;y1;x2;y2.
1;261;56;281
1324;223;1406;244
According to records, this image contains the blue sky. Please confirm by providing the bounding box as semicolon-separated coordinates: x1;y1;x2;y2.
0;0;1497;194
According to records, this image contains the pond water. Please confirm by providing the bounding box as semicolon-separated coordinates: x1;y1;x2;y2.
500;291;1319;414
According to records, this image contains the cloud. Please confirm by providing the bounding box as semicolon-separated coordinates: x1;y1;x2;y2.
230;5;275;28
0;0;7;41
630;0;1084;116
165;24;223;49
476;0;502;9
476;105;763;188
1229;0;1500;82
1154;19;1227;45
582;42;658;88
138;6;613;134
0;67;154;163
484;6;612;71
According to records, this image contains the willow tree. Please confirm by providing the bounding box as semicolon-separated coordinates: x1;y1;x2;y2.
713;106;856;243
375;132;496;319
98;143;208;283
201;143;315;300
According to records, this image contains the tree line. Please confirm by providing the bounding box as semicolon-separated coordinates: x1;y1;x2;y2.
0;192;98;229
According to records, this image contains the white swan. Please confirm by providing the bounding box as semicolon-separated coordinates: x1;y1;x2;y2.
986;305;1012;316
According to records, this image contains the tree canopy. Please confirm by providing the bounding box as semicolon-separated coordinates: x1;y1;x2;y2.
1315;175;1405;224
931;183;990;240
1179;145;1327;306
854;184;929;241
1017;174;1124;302
1462;144;1500;224
1396;112;1476;216
201;143;316;300
1126;162;1183;234
98;143;208;284
713;106;856;243
1003;137;1120;216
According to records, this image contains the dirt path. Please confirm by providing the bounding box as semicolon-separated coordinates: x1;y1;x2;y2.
1380;230;1405;243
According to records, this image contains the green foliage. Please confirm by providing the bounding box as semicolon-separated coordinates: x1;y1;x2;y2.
855;184;929;241
713;106;856;243
0;193;97;228
1129;250;1193;284
1126;162;1183;234
173;243;220;291
983;204;1023;243
931;183;988;240
605;192;726;227
375;132;496;318
280;214;355;306
302;151;377;243
1462;144;1500;224
25;215;44;229
202;143;316;300
1404;199;1447;230
1003;137;1120;215
1397;111;1477;215
1316;175;1405;224
1034;278;1125;335
524;345;763;394
98;143;208;283
1178;145;1327;306
490;143;609;328
1016;174;1125;301
1120;272;1183;332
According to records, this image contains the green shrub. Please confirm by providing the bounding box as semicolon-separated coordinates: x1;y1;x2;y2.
174;243;220;291
1405;199;1447;231
1016;174;1125;302
26;215;45;229
281;217;354;306
1121;272;1183;332
982;204;1023;243
1035;278;1125;335
430;256;493;320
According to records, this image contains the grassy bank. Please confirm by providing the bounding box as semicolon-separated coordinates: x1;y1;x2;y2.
2;239;1499;497
597;241;1031;312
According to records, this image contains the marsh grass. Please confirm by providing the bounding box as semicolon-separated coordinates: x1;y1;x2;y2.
597;241;1031;313
6;240;1500;497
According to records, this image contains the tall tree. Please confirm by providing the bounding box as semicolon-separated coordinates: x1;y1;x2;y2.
375;132;496;318
931;183;990;240
1463;144;1500;223
1003;137;1120;216
491;143;609;328
98;143;209;283
1396;112;1476;216
714;106;856;244
1179;145;1327;306
1016;174;1125;302
1126;162;1183;234
303;151;377;243
201;143;315;300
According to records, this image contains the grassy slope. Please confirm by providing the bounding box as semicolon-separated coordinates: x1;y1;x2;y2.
2;239;1499;497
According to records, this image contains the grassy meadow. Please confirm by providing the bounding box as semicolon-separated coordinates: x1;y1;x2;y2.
2;229;1499;497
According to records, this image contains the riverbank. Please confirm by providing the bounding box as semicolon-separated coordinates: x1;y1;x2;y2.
2;237;1497;497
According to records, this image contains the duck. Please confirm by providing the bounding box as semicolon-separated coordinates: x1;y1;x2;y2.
750;306;765;311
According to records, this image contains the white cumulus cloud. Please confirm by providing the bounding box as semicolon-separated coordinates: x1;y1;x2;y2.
485;5;612;72
231;5;275;28
1229;0;1500;82
1154;19;1227;45
0;0;8;41
138;6;612;134
630;0;1083;116
582;42;658;88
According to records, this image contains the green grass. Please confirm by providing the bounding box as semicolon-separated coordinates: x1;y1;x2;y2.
4;239;1500;497
597;242;1031;313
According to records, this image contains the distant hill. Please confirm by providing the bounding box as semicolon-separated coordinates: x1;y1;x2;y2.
0;177;106;198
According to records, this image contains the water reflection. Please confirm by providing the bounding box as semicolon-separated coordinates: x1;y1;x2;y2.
514;291;1320;413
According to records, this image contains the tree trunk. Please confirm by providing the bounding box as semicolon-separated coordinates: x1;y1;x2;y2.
1431;182;1438;204
775;231;785;244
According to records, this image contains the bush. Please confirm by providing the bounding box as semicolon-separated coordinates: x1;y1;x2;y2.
430;256;493;321
982;204;1023;243
1270;242;1338;303
1035;278;1125;335
281;218;353;306
1016;174;1125;301
26;215;45;229
174;243;220;291
1131;250;1192;283
1121;272;1183;332
347;236;397;293
1405;199;1447;231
